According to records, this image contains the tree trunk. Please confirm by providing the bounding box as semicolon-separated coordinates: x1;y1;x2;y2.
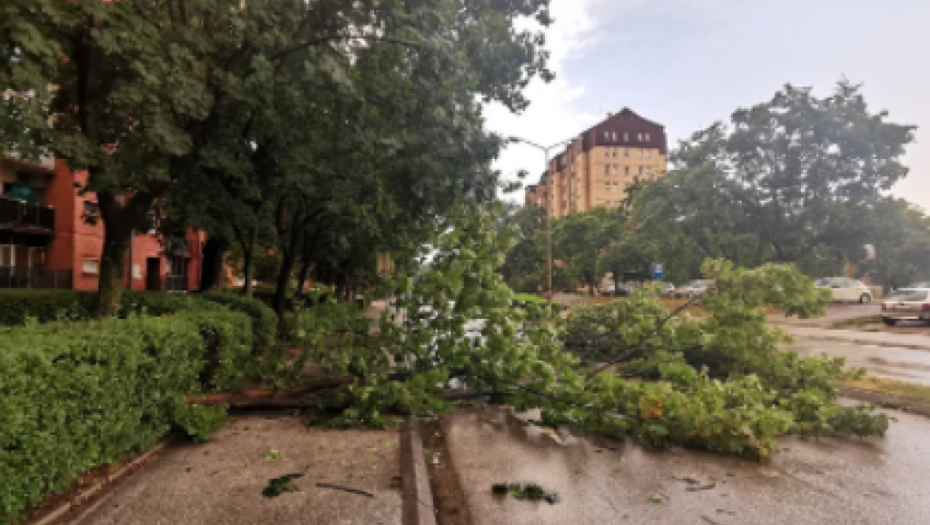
273;246;298;316
199;236;228;291
97;224;131;316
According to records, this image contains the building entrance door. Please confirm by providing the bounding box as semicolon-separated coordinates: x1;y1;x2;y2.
146;258;161;291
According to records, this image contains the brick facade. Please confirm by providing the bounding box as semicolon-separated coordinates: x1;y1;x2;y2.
2;157;201;291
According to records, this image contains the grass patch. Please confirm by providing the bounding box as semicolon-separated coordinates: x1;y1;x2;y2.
843;377;930;406
833;315;882;328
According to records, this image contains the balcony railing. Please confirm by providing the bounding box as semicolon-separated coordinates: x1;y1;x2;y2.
0;267;72;289
164;275;188;292
0;196;55;231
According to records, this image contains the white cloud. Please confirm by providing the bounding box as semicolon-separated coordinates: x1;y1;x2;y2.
485;0;620;200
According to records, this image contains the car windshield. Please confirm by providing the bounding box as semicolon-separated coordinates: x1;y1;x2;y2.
815;278;839;286
887;290;928;302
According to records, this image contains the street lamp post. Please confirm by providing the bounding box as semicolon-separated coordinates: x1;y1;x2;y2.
508;136;574;305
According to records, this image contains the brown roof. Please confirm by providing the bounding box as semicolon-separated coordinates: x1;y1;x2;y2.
580;108;667;154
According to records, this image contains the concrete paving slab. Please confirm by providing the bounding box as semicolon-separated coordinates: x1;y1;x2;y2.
69;417;402;525
442;408;930;525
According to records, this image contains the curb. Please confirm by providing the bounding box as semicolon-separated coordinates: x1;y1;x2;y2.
794;334;930;352
400;419;438;525
26;438;173;525
840;386;930;419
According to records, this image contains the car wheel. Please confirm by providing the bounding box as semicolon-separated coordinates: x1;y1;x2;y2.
859;294;871;304
882;317;897;326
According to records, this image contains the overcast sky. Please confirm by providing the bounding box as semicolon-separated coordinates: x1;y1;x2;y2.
486;0;929;210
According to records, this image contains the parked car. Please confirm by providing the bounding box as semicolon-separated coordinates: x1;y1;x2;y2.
881;288;930;325
675;279;714;299
652;281;676;297
599;284;630;297
814;277;873;303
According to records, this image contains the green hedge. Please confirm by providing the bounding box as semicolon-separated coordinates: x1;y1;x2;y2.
0;311;250;524
201;291;277;348
0;290;222;327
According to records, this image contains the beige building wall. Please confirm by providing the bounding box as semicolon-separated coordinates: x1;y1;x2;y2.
528;109;669;217
587;146;667;209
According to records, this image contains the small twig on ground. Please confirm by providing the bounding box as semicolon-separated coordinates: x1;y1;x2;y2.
702;515;725;525
316;482;375;498
687;482;717;492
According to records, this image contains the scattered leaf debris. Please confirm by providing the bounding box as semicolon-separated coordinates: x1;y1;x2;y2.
491;482;559;504
263;449;282;461
262;473;303;498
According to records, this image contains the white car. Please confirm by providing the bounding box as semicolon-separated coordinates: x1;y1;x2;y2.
814;277;873;304
881;288;930;326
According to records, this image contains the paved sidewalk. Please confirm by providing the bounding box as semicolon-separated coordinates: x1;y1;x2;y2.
69;417;402;525
780;324;930;351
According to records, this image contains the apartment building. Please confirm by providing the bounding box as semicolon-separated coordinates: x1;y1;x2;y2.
0;156;202;291
524;108;668;217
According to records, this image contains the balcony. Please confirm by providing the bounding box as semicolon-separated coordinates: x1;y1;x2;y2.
0;267;72;289
164;275;188;292
0;196;55;233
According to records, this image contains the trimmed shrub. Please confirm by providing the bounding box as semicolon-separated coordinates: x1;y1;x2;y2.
0;313;248;524
201;291;277;348
173;310;254;390
0;290;222;328
0;290;93;326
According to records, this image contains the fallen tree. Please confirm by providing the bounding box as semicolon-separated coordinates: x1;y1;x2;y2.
233;202;889;460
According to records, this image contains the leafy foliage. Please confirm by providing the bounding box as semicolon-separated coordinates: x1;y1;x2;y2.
552;260;888;458
0;314;244;524
173;402;228;443
200;291;277;349
269;204;888;462
0;290;221;327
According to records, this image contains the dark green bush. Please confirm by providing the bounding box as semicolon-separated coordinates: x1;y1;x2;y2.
200;291;277;348
173;310;254;390
0;313;249;524
0;290;221;327
0;290;93;326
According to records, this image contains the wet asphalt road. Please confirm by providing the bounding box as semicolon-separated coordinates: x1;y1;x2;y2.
789;339;930;386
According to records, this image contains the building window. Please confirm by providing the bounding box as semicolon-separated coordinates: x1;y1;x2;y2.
605;149;610;158
639;166;644;175
638;132;644;141
639;149;644;158
604;130;609;140
83;200;99;216
645;132;651;141
624;132;629;141
624;148;629;158
646;150;652;159
612;165;618;175
625;167;630;176
82;259;99;275
604;183;610;192
605;165;610;175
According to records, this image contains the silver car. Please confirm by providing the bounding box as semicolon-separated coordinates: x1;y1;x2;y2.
881;288;930;326
675;279;714;299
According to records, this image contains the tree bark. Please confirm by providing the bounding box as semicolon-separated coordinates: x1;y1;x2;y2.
97;225;131;316
199;236;228;291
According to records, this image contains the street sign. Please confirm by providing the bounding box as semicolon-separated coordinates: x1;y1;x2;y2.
651;262;664;280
